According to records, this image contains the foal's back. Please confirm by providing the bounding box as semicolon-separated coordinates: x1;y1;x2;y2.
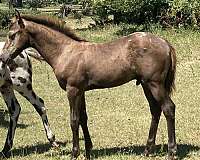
80;32;171;89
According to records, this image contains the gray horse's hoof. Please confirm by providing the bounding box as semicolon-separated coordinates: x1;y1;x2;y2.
0;151;10;159
51;141;59;148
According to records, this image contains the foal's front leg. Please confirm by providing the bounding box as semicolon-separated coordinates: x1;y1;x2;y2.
79;93;92;159
0;84;21;157
67;86;82;160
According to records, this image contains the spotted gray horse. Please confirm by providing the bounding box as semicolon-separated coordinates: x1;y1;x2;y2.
0;42;58;158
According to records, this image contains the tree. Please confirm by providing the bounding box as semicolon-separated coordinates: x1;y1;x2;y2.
9;0;23;8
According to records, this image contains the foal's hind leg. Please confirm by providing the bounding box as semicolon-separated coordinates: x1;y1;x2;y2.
0;84;21;157
143;82;176;159
79;93;92;159
142;83;162;156
14;84;58;147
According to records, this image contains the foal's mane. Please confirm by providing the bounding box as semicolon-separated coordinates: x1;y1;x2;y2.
21;15;87;42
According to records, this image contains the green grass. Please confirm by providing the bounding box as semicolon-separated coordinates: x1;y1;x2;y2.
1;22;200;160
0;2;8;10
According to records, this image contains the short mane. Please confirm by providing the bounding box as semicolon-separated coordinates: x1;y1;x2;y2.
21;15;87;42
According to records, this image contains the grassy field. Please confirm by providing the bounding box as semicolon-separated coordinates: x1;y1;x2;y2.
1;19;200;160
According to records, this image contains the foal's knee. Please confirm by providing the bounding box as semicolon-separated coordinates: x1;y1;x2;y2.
162;100;175;119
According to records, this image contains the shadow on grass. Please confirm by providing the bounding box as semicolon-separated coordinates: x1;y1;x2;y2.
1;139;83;158
1;141;199;159
0;109;28;129
2;141;69;158
91;144;200;160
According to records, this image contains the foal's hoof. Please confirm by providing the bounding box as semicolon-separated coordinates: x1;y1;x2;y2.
143;148;150;156
168;155;176;160
85;148;92;160
143;144;154;156
168;153;177;160
71;149;80;160
85;141;93;160
85;151;91;160
51;141;59;148
143;146;153;157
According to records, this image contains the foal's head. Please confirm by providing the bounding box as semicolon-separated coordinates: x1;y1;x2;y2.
1;10;30;63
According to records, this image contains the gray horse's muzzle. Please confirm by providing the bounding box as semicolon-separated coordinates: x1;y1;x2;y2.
0;49;12;64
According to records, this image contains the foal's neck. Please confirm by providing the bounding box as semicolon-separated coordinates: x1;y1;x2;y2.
26;21;75;68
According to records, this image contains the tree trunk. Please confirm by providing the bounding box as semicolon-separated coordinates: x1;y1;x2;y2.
0;0;2;3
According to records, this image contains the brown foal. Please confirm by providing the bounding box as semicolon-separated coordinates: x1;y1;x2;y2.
0;11;177;160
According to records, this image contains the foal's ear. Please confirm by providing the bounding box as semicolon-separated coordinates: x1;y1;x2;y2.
15;9;25;29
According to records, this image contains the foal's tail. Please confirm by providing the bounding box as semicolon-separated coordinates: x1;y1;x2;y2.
165;42;177;96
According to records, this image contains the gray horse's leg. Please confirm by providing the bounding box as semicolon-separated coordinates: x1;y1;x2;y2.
0;83;21;157
14;83;58;147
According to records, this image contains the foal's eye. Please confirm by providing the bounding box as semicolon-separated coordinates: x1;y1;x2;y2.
8;33;16;40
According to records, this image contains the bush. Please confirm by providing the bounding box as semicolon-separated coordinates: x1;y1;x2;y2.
92;0;200;28
0;9;15;29
23;0;47;8
0;9;43;29
93;0;169;24
166;0;200;28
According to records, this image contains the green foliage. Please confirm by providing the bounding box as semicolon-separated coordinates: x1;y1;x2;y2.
93;0;169;24
92;0;200;28
23;0;49;8
0;9;43;29
0;9;15;29
168;0;200;28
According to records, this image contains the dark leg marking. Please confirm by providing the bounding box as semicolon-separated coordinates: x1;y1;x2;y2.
5;79;12;85
32;104;43;115
11;99;15;111
27;84;32;90
19;92;24;95
39;98;44;104
32;91;36;99
8;60;18;72
19;54;25;58
27;58;32;68
28;68;32;76
1;62;5;68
